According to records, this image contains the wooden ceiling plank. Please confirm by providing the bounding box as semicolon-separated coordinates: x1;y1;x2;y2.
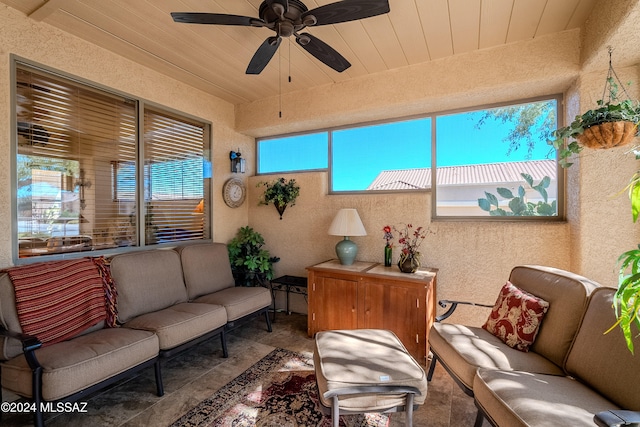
567;0;598;29
332;21;387;74
479;0;513;49
506;0;546;43
361;16;407;70
28;0;71;21
97;0;275;99
43;11;247;104
385;0;428;66
536;0;581;36
448;0;481;55
416;0;453;60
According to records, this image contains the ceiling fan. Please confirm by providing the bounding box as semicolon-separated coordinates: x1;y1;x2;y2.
171;0;390;75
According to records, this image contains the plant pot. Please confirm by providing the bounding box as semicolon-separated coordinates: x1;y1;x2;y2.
275;202;287;220
576;121;638;149
398;253;420;273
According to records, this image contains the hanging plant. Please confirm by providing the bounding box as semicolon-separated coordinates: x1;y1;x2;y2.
548;47;640;167
257;177;300;219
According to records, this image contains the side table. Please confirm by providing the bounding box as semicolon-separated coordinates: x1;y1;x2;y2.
269;275;308;319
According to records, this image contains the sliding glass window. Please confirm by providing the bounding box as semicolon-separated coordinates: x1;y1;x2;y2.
15;62;211;260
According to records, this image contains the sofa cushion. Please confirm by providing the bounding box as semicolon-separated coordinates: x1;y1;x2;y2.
565;287;640;411
508;265;599;367
430;323;564;390
193;286;271;321
314;329;428;410
474;368;619;427
110;250;188;323
1;328;158;401
178;243;235;300
482;281;549;352
123;302;227;350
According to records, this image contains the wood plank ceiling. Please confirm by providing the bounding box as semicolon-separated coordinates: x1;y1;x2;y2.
2;0;598;105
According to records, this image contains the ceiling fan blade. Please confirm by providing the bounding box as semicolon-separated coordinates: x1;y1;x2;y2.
171;12;263;27
296;33;351;72
246;37;282;75
303;0;389;26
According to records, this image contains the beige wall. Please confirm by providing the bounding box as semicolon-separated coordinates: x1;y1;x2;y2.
0;4;252;267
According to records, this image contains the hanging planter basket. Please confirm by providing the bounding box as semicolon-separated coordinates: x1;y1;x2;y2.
576;120;638;149
549;47;640;167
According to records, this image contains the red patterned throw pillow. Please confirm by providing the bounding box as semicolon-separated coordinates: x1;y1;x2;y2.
482;281;550;352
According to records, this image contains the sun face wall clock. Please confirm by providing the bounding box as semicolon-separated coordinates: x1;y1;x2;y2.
223;178;246;208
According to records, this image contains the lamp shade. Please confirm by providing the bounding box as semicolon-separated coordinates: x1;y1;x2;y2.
328;209;367;237
328;209;366;265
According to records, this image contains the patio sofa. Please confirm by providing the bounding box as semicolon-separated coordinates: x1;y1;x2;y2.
427;265;640;426
0;242;272;427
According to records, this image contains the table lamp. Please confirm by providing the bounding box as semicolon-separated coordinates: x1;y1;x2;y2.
328;208;367;265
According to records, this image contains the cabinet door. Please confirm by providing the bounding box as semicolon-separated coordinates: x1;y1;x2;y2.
359;281;426;362
310;276;358;334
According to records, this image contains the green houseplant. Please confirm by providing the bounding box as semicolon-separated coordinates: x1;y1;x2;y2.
257;177;300;219
227;226;280;286
549;77;640;167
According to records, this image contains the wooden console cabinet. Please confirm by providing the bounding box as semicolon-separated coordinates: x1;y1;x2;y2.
307;259;437;364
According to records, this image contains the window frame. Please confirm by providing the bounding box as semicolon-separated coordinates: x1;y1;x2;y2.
256;94;564;220
431;95;564;221
11;56;213;264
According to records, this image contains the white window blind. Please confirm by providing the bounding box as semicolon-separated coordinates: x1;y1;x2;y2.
15;63;211;259
143;108;208;244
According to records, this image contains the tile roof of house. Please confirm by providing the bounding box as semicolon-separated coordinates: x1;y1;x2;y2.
366;159;557;191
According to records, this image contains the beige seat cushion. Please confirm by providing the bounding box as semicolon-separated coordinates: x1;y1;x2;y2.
1;328;158;401
178;243;236;299
430;323;564;390
565;287;640;411
474;369;618;427
123;302;227;350
314;329;428;411
508;265;599;367
193;287;271;321
110;250;188;323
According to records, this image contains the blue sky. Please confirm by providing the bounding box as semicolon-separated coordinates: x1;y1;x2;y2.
259;102;555;191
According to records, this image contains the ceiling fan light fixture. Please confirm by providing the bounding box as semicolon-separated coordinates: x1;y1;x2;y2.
277;20;295;37
296;34;311;45
302;15;317;27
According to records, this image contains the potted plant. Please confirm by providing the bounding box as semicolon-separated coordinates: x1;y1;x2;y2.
257;177;300;219
227;226;280;286
549;75;640;167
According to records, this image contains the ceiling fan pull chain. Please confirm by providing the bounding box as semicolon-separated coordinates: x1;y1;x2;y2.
288;38;292;83
279;45;282;118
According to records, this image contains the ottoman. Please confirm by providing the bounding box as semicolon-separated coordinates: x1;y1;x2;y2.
314;329;428;427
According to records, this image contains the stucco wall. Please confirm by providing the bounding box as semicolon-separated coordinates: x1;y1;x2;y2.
567;65;640;285
248;172;570;325
0;5;252;267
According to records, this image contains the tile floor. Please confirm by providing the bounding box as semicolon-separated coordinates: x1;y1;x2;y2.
1;313;487;426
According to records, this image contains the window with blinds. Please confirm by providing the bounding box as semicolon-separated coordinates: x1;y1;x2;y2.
15;63;211;259
144;108;209;244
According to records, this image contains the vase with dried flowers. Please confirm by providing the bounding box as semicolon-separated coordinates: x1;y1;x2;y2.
382;225;393;267
394;224;428;273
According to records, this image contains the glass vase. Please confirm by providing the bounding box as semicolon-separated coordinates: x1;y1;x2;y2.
398;252;420;273
384;243;392;267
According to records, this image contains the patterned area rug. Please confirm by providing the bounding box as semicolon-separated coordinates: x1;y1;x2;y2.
170;348;390;427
